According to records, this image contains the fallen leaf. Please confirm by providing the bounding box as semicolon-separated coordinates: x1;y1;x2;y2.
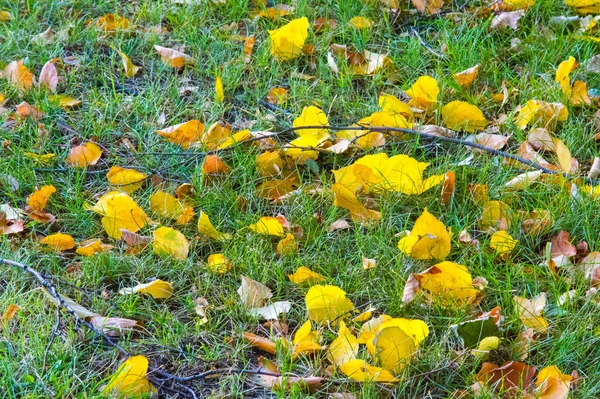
215;75;224;103
197;211;231;240
65;142;102;168
514;293;548;332
328;219;351;232
205;253;231;273
114;48;140;78
489;230;517;257
102;356;156;396
149;190;194;224
243;332;277;354
348;16;373;29
86;191;149;239
238;275;272;308
398;208;452;260
288;266;326;284
156;120;205;148
492;10;525;29
454;65;479;89
106;166;147;193
49;94;81;108
441;171;455;205
532;365;572;399
505;170;543;190
76;239;113;256
305;284;354;324
2;60;35;91
249;301;291;320
154;45;194;67
362;255;376;270
1;304;20;323
266;87;288;105
38;61;58;92
480;200;512;232
269;17;309;61
40;233;76;251
414;261;481;305
476;361;536;394
515;100;568;130
16;102;45;120
411;0;444;14
153;226;189;260
332;183;381;224
339;360;399;383
119;280;174;299
328;321;359;366
95;14;131;31
566;0;600;14
406;75;439;110
89;316;141;337
248;216;286;237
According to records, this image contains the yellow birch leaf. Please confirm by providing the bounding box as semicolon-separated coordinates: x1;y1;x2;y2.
398;208;451;260
106;166;147;193
215;129;251;149
153;226;189;260
305;284;354;324
119;279;174;299
156;120;205;149
553;137;572;174
417;261;480;305
86;191;149;239
406;76;439;110
349;16;374;29
570;80;591;106
40;233;76;251
565;0;600;14
115;49;140;78
454;65;479;89
197;211;231;240
27;185;56;211
374;326;416;374
332;183;381;223
248;216;286;237
268;17;309;61
207;253;232;273
328;321;359;366
378;93;413;119
102;356;156;396
339;360;399;383
556;56;578;96
514;294;548;332
489;230;517;256
277;233;297;254
65;142;102;168
442;101;489;132
154;45;194;67
515;100;568;130
49;94;81;108
149;191;194;224
95;14;130;31
76;239;113;256
215;75;224;103
293;106;330;142
288;266;326;283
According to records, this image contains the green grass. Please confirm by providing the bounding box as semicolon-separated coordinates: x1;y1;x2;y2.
2;0;600;397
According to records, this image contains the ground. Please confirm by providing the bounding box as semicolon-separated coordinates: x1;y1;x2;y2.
1;0;600;398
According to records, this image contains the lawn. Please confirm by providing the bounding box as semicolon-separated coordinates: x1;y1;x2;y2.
2;0;600;398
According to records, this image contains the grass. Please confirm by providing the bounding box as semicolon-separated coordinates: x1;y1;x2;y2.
2;0;600;397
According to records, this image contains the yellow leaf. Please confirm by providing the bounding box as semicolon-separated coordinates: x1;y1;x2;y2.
40;233;76;251
248;216;286;237
514;294;548;332
374;326;416;374
149;191;194;224
411;0;444;14
95;14;130;31
197;211;231;240
305;284;354;324
378;93;413;120
406;75;439;110
115;49;140;78
86;191;149;239
489;230;517;256
65;142;102;168
490;230;517;256
480;200;512;232
570;80;591;106
339;360;399;383
0;11;12;21
417;261;480;305
202;154;231;176
154;45;194;67
349;16;374;29
332;183;381;224
504;0;535;8
49;94;81;108
106;166;147;193
215;75;224;103
27;185;56;211
207;253;232;273
292;320;323;356
120;279;174;299
328;321;359;366
555;56;578;96
287;266;326;283
333;153;444;195
156;120;205;149
268;17;309;61
442;101;489;132
515;100;568;130
398;208;451;260
256;151;284;176
2;60;35;91
565;0;600;14
76;239;113;256
102;356;155;396
552;137;572;174
153;226;189;260
283;134;323;164
293;106;330;142
277;233;297;254
472;336;500;360
454;64;479;89
534;366;572;399
202;122;232;150
24;152;56;165
215;129;251;149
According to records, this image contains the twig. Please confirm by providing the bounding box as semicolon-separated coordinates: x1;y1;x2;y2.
410;28;447;59
43;306;61;369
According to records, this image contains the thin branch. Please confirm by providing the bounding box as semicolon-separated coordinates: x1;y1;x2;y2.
410;28;447;59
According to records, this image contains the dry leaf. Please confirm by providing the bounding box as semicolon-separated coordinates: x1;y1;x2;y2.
38;61;58;92
154;45;194;67
119;280;174;299
238;275;272;308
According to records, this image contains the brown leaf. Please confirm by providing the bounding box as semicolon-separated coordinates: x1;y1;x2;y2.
528;128;555;151
467;133;509;150
313;17;337;32
38;61;58;92
16;102;45;120
402;273;420;303
411;0;444;14
88;316;142;337
328;219;351;232
491;10;525;30
0;211;24;235
237;276;272;308
476;361;536;394
550;231;577;258
441;171;455;205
